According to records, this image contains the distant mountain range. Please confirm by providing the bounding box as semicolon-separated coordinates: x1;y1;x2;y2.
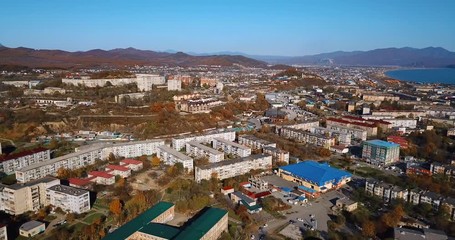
0;45;267;68
260;47;455;67
1;44;454;68
179;47;455;68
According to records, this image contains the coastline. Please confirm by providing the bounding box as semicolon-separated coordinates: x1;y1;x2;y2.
384;68;455;85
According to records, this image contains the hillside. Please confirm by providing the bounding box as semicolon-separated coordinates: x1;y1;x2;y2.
0;46;267;69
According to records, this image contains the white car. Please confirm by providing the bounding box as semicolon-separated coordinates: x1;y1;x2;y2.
250;235;255;239
297;218;304;222
263;224;268;228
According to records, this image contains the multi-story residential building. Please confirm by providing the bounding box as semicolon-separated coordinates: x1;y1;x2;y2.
365;179;408;203
62;74;165;91
327;117;378;137
178;98;224;113
430;162;455;177
0;147;50;174
172;130;236;151
46;185;90;214
16;140;164;183
278;127;336;149
409;189;421;205
0;177;60;215
310;127;351;145
238;135;276;150
194;154;272;183
262;146;289;165
420;191;442;209
448;128;455;137
186;141;224;163
326;124;367;141
212;138;251;157
371;110;426;118
157;145;193;171
362;93;400;102
0;224;6;240
167;79;182;91
362;140;400;165
280;120;320;131
200;77;218;87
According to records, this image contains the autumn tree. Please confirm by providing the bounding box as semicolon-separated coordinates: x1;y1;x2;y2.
109;198;123;217
151;156;161;167
362;220;376;237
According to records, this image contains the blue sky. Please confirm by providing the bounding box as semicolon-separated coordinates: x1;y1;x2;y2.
1;0;454;56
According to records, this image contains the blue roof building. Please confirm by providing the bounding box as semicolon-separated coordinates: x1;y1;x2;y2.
278;161;352;193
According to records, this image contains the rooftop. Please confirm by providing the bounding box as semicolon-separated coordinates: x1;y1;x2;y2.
0;176;59;190
196;154;270;170
20;220;44;231
187;141;223;155
104;201;174;240
173;207;227;240
138;223;180;239
364;139;400;148
279;161;352;186
47;184;89;196
213;137;250;150
158;145;192;160
121;159;143;165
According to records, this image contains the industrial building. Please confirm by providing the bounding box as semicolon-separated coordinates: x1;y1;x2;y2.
278;161;352;193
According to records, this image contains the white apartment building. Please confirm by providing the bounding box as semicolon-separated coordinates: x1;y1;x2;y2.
212;138;251;158
279;127;336;149
62;74;165;91
156;145;193;171
186;141;224;163
310;127;351;145
362;116;417;128
16;140;165;183
262;146;289;165
46;185;90;214
238;135;276;150
167;79;182;91
172;130;236;151
326;124;368;141
0;177;60;215
284;120;320;131
194;154;272;183
0;147;50;175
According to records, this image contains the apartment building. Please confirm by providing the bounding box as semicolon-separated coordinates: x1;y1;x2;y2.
262;146;289;165
194;154;272;183
327;117;378;137
310;127;351;145
16;140;164;183
178;98;224;113
0;147;50;174
362;140;400;165
326;124;367;141
167;79;182;91
362;93;400;102
186;141;224;163
172;130;236;151
238;135;276;150
365;179;408;203
62;74;165;91
157;145;193;171
212;137;251;157
46;185;90;214
371;110;426;118
363;116;417;129
0;177;60;215
278;127;336;149
283;120;320;131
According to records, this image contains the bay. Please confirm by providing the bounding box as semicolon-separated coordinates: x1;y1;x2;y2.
385;68;455;85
